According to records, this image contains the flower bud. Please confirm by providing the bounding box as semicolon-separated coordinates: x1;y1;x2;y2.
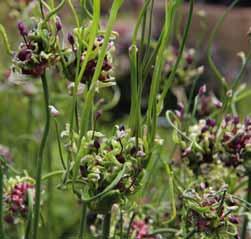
17;21;28;36
175;102;184;119
56;16;63;32
229;216;239;224
95;110;102;120
206;119;216;128
186;54;193;65
198;84;207;97
212;97;223;108
119;124;125;131
67;32;75;45
49;105;60;117
93;140;100;150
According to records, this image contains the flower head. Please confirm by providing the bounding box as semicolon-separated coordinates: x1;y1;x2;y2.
4;177;35;224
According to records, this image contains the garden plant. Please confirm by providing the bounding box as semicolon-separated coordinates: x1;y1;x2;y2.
1;0;251;238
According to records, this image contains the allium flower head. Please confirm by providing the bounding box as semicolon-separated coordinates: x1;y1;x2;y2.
12;20;61;78
66;29;117;87
180;119;217;175
183;185;239;238
77;126;147;213
163;46;203;88
218;115;251;169
4;177;35;224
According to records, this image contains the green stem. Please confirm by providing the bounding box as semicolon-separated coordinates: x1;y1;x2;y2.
0;165;4;239
207;0;239;94
33;73;51;239
146;0;177;147
0;24;13;55
46;140;53;239
157;0;194;115
54;119;66;169
25;189;34;239
241;173;251;239
42;170;64;181
39;0;45;19
79;0;123;140
79;203;87;239
102;212;112;239
126;212;136;239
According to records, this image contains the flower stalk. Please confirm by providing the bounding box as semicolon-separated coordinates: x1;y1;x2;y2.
79;203;87;239
241;172;251;239
102;212;112;239
33;73;51;239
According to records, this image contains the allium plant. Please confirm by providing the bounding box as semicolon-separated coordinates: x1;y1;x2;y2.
182;185;240;238
4;0;251;239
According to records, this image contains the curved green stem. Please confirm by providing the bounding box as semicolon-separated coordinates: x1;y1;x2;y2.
0;24;12;55
33;73;51;239
42;170;64;181
241;173;251;239
42;0;66;25
67;0;80;27
102;212;111;239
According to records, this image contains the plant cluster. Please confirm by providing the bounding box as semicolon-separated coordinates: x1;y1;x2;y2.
1;0;251;239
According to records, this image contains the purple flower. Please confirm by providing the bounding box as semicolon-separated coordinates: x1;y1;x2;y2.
206;119;216;128
229;216;239;224
175;102;184;119
93;140;100;150
212;97;223;108
186;54;193;65
198;84;207;97
17;48;32;62
4;182;34;223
